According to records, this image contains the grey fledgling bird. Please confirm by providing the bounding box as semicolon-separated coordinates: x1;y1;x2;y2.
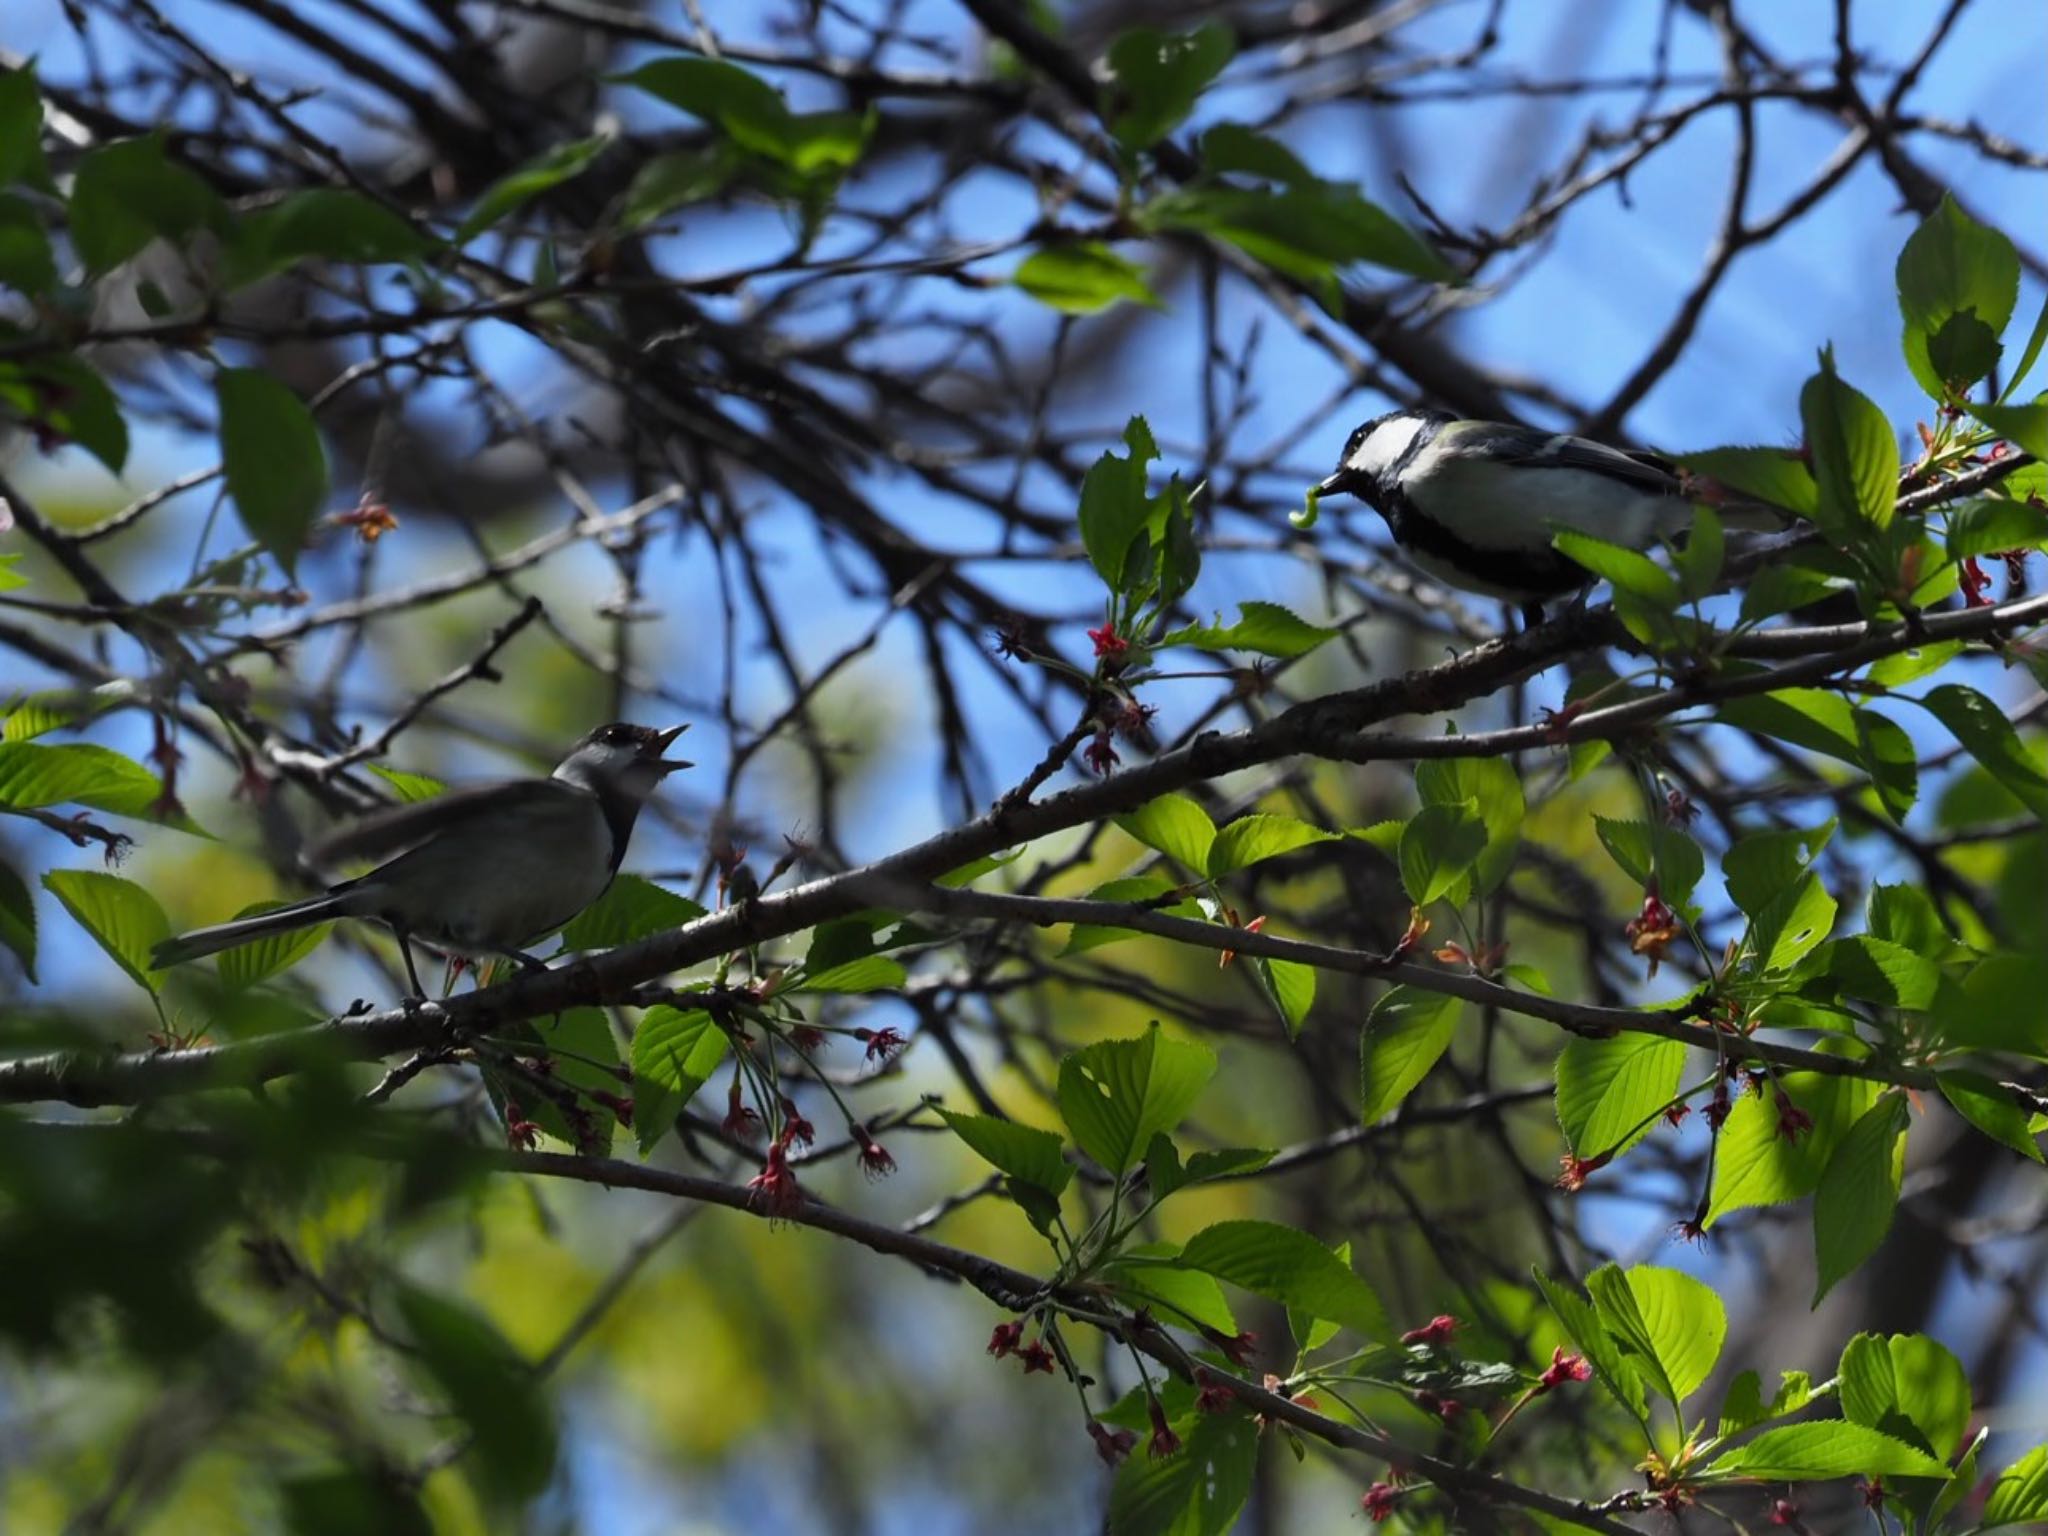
151;722;691;996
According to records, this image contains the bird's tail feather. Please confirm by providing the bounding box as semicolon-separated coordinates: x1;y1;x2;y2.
151;892;349;968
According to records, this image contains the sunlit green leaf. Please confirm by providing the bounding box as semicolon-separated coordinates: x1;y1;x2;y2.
1555;1034;1685;1160
1709;1421;1947;1480
1178;1219;1389;1340
1013;243;1159;314
1157;600;1339;659
42;869;169;995
1057;1023;1215;1175
937;1109;1072;1197
558;875;705;951
1115;793;1216;873
1359;986;1458;1124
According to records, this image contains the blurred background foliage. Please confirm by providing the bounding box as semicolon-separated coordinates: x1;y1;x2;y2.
1;0;2045;1533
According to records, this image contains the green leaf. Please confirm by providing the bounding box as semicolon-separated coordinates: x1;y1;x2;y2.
1115;793;1216;873
1937;1070;2042;1162
1868;640;1960;689
1680;446;1820;518
0;741;176;821
42;870;170;995
618;56;791;147
1555;1034;1685;1160
1078;417;1159;591
226;189;430;285
1806;935;1942;1011
1106;1243;1238;1335
629;1006;728;1155
1717;1369;1815;1439
1061;875;1203;955
1674;504;1725;599
1984;1444;2048;1527
0;194;55;295
365;764;446;803
0;65;46;187
1721;822;1833;918
1971;402;2048;462
1397;799;1486;906
1207;812;1334;877
0;356;130;473
1854;706;1918;822
1747;872;1837;974
0;854;35;982
1919;683;2048;821
2007;275;2048;398
1800;348;1900;532
1141;182;1454;289
1717;687;1862;765
1144;1136;1274;1201
1359;986;1458;1124
1934;952;2048;1056
1945;496;2048;558
1531;1266;1647;1423
1838;1331;1971;1463
1708;1071;1880;1224
1813;1095;1909;1304
1199;124;1312;184
280;1467;432;1536
801;953;906;993
1178;1219;1390;1340
213;900;332;989
1593;816;1705;905
1868;882;1957;957
1738;559;1843;625
1925;311;2002;393
1057;1023;1215;1175
1710;1421;1948;1481
456;134;612;241
1013;243;1159;314
1585;1264;1725;1408
1156;600;1339;659
558;875;705;951
1106;1408;1258;1536
511;1007;624;1154
1104;24;1236;151
1415;754;1524;899
1552;528;1679;606
68;134;226;273
936;1109;1072;1198
1897;194;2020;399
616;57;872;174
1256;956;1315;1040
394;1286;556;1504
619;145;738;229
218;368;328;578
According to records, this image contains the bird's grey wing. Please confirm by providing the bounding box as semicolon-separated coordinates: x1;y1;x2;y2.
1512;435;1684;497
312;779;575;867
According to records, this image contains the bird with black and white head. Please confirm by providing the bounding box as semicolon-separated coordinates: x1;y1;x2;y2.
1316;409;1762;627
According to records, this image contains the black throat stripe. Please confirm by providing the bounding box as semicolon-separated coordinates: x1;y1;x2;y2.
1354;421;1585;600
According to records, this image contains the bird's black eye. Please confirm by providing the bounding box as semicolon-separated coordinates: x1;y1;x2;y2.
599;725;627;745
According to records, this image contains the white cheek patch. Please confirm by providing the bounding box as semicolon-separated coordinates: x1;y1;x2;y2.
1345;417;1426;480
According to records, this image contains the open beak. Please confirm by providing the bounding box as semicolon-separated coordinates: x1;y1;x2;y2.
654;723;692;773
